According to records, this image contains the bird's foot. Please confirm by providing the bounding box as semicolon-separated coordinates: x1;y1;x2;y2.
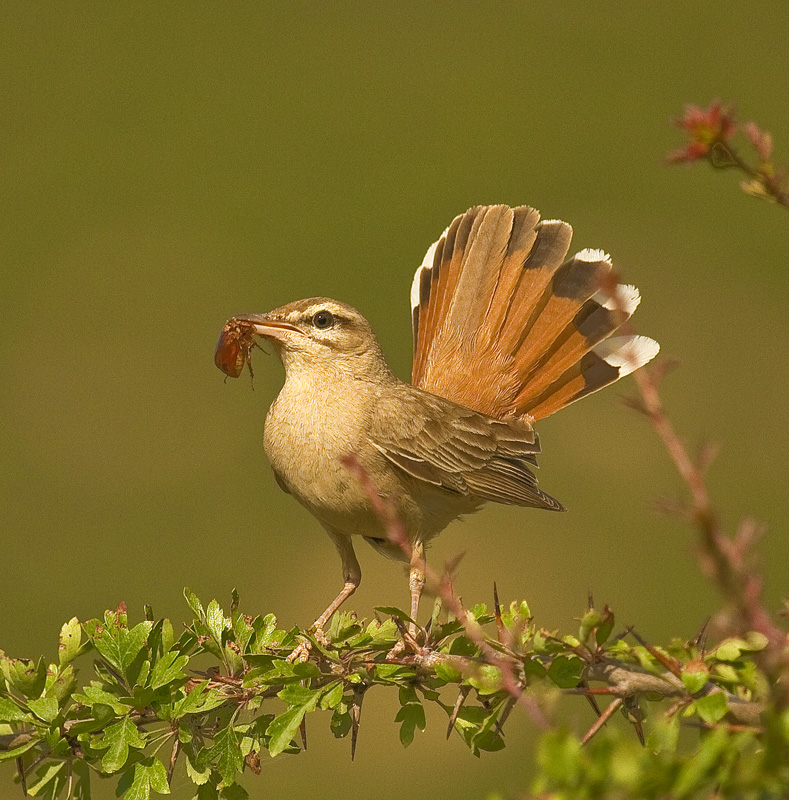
286;638;311;663
286;625;330;663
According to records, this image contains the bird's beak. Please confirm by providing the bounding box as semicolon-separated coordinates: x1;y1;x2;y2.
234;314;302;341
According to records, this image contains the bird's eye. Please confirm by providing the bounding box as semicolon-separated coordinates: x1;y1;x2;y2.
312;310;335;330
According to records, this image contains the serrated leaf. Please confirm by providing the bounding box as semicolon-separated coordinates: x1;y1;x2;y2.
47;663;77;703
0;696;30;722
1;656;47;698
150;651;189;690
28;695;59;723
95;716;147;772
25;761;66;795
173;682;226;718
65;702;115;735
207;725;244;784
93;621;153;676
183;588;204;619
58;617;82;667
206;600;227;645
395;702;425;747
695;691;729;724
267;689;321;757
119;757;171;800
318;681;343;710
186;751;211;785
73;685;132;715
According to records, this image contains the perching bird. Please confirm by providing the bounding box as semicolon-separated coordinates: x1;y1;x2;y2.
215;204;659;636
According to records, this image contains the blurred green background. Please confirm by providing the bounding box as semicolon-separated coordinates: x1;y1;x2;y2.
1;3;787;798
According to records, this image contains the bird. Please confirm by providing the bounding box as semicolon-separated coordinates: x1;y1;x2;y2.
215;204;659;638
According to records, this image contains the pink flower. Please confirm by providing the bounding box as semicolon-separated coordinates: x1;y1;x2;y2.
666;100;736;164
743;121;773;161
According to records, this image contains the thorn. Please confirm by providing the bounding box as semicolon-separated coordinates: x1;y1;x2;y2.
613;626;634;643
16;757;27;796
581;698;623;745
630;630;682;678
167;737;180;786
350;685;366;761
447;685;471;739
299;716;307;751
587;590;595;611
692;618;710;654
577;680;602;717
623;696;646;746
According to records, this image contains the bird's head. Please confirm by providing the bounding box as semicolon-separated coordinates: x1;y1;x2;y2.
227;298;391;380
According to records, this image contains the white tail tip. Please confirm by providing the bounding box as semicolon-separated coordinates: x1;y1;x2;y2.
594;335;660;376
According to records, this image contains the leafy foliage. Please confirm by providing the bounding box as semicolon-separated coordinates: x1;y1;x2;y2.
1;590;787;799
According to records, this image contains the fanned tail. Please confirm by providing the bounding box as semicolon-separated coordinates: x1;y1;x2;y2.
411;205;659;421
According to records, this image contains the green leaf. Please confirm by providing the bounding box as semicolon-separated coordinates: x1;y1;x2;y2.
92;621;153;675
681;662;709;695
547;655;583;688
65;702;115;735
28;695;59;723
206;600;227;645
467;665;502;696
395;697;426;747
221;784;249;800
673;725;730;796
318;681;343;710
184;588;204;619
25;761;66;796
268;688;321;757
0;735;38;763
173;681;226;718
58;617;83;667
330;706;351;738
374;606;415;624
95;716;147;772
695;691;729;724
119;757;171;800
434;660;462;683
1;656;47;698
207;725;244;784
47;663;77;703
150;651;189;690
186;751;211;785
0;695;30;722
714;639;745;662
73;685;133;715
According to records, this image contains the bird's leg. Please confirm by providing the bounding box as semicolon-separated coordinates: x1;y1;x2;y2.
289;530;361;663
311;529;362;641
408;539;425;640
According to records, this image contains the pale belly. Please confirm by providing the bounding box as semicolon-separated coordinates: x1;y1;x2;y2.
263;389;476;545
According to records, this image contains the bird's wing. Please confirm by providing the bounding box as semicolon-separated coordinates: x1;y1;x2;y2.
367;386;564;511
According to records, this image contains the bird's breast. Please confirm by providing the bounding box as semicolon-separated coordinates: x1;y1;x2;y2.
263;376;384;532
